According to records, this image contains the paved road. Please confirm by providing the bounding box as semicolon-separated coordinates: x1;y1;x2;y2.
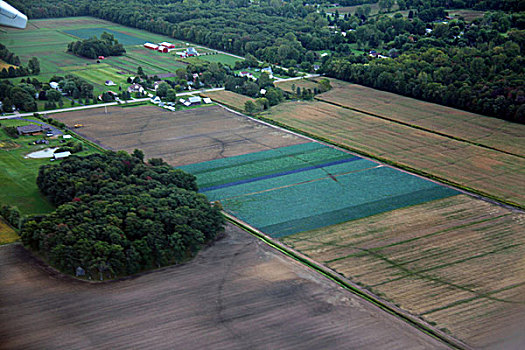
0;87;225;120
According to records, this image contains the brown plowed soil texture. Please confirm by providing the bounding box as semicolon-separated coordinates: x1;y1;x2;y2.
51;105;306;166
0;224;447;350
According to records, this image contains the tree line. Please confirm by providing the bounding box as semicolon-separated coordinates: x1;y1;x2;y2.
8;0;524;122
0;43;40;77
20;151;224;280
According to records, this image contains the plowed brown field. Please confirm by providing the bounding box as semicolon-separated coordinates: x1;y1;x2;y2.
51;104;306;166
0;224;448;349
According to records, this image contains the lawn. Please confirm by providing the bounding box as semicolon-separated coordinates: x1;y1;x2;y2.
0;119;100;215
197;53;243;67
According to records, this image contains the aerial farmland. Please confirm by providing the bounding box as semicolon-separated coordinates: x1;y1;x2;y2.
1;6;524;350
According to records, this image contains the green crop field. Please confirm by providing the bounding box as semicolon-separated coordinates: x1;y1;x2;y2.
0;118;100;215
262;99;525;208
64;28;147;45
0;16;193;101
181;142;459;237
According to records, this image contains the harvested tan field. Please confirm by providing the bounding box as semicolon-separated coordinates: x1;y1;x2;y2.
282;195;525;348
0;60;15;71
202;90;255;111
263;101;525;207
0;219;18;245
276;78;322;93
51;104;306;166
0;224;448;350
313;78;525;156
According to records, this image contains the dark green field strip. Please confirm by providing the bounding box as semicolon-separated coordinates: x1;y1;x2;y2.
196;150;358;189
180;142;324;174
200;157;361;192
63;28;146;45
260;187;460;238
203;160;378;202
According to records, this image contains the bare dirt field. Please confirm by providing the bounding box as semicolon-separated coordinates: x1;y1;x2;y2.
51;105;306;166
202;90;255;111
0;224;448;350
262;100;525;207
282;195;525;348
311;78;525;156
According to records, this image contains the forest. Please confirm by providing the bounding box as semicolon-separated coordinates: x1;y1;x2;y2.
4;0;525;122
20;151;224;279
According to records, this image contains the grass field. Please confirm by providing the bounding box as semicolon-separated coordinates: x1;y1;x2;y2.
181;142;459;237
0;17;190;97
197;53;243;67
202;90;255;111
50;104;307;166
0;118;100;215
282;194;525;347
262;100;525;208
0;218;18;245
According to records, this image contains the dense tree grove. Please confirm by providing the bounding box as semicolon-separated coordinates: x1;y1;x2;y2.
0;43;33;77
20;151;224;279
67;32;125;59
6;0;524;121
322;9;525;122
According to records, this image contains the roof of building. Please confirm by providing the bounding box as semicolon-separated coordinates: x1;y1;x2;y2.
188;96;202;103
54;151;71;159
17;124;49;134
203;97;212;104
187;47;198;55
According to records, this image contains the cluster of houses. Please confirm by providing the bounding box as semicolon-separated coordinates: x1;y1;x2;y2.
149;95;212;111
238;66;273;80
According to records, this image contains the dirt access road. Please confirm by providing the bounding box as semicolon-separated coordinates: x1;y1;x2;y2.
0;224;447;350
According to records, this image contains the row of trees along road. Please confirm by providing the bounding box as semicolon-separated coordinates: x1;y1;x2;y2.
21;151;224;280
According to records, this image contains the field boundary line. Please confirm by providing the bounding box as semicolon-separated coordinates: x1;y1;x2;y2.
314;97;525;159
252;114;524;211
222;211;472;350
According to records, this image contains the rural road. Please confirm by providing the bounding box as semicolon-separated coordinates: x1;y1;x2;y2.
0;87;226;120
0;224;449;350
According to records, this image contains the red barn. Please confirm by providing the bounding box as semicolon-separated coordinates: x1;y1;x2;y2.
157;46;168;53
160;42;175;49
144;42;159;50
